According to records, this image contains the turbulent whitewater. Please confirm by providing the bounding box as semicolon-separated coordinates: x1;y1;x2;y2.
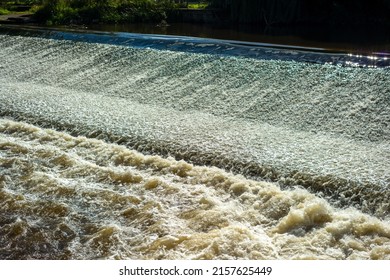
0;30;389;259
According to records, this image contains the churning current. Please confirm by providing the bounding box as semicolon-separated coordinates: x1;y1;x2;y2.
0;32;389;260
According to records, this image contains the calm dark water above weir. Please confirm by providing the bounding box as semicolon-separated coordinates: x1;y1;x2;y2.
0;26;389;260
87;22;390;54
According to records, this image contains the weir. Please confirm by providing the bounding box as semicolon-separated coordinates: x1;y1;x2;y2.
1;25;389;67
0;27;390;260
0;27;390;212
0;27;389;218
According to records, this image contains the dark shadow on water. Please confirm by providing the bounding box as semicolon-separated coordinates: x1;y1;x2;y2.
87;22;390;54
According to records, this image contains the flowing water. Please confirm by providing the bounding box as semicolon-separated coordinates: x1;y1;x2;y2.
0;27;389;260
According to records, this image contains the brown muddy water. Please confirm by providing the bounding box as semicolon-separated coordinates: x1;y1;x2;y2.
0;30;389;260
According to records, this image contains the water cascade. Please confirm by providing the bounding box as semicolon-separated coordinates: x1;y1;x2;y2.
0;28;389;259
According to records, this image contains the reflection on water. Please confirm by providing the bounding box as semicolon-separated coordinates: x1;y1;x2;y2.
87;22;390;54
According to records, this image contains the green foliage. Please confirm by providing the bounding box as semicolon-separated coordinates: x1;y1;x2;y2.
28;4;41;14
33;0;177;24
187;3;208;9
17;0;390;26
34;0;76;24
0;7;10;15
208;0;390;26
0;1;44;7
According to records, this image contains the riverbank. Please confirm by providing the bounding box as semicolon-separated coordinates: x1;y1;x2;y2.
0;13;33;24
6;0;388;27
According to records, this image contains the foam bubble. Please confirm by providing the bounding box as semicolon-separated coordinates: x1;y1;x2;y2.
0;119;389;259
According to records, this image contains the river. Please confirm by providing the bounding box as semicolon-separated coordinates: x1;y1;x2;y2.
0;27;389;260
